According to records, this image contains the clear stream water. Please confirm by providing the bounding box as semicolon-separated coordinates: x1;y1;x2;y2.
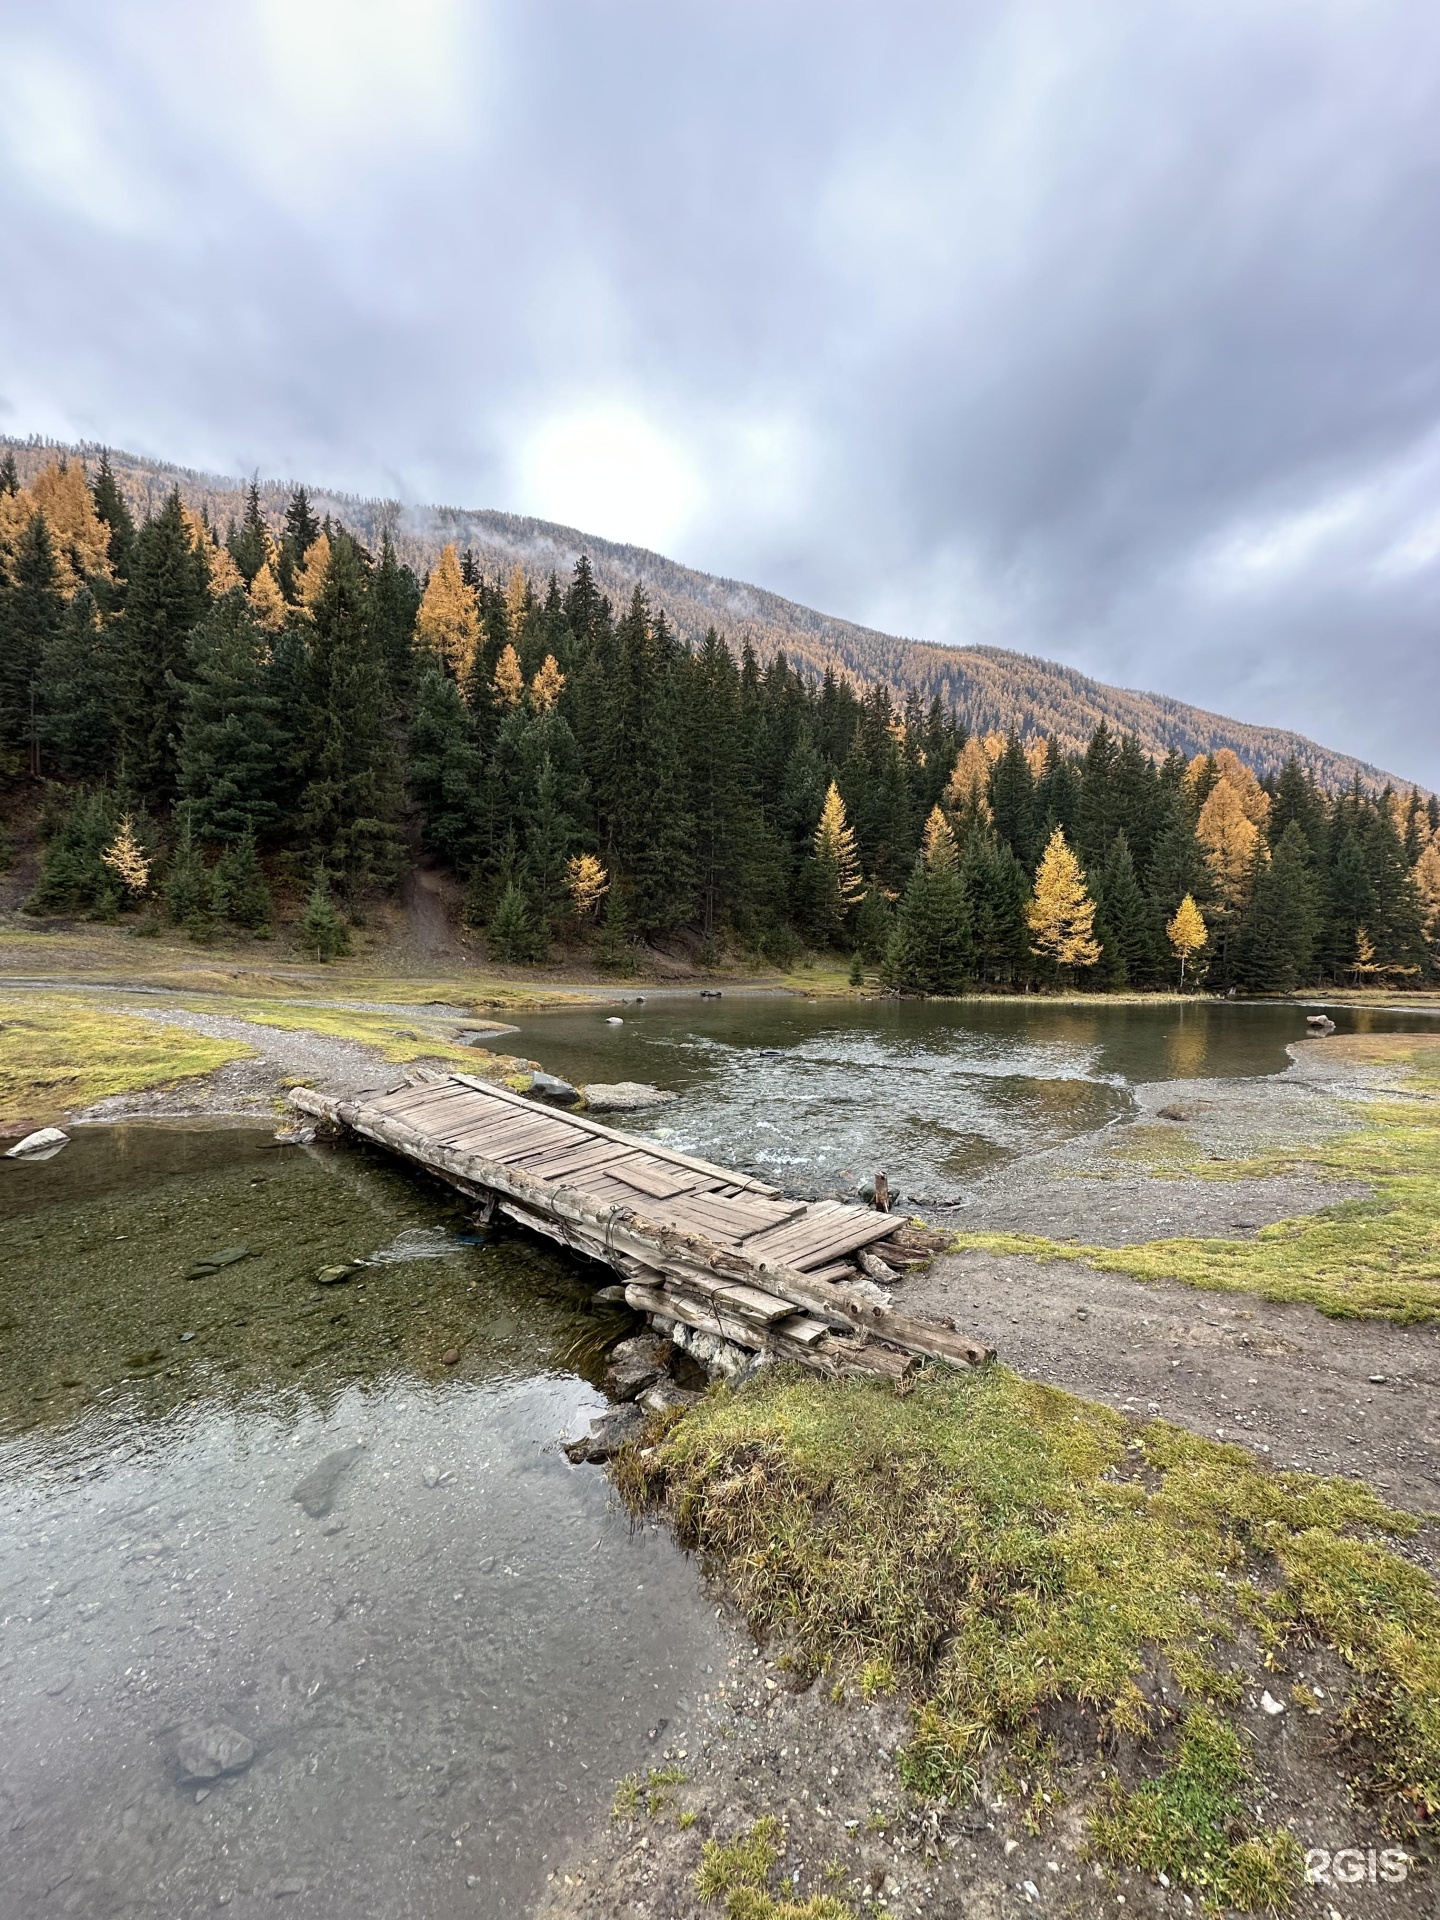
2;996;1434;1918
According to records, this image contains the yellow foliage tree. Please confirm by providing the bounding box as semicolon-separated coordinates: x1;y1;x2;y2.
1027;828;1101;972
1352;927;1380;983
295;532;332;614
1025;737;1049;779
4;459;113;594
492;643;525;709
1414;841;1440;946
529;655;565;711
35;460;113;590
415;543;479;677
504;563;530;644
1197;779;1261;910
565;853;609;920
921;804;959;875
814;782;863;907
1166;893;1208;987
101;816;150;899
1211;749;1270;827
248;560;288;633
944;738;992;821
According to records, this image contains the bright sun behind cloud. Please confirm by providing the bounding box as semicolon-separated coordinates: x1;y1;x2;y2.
514;405;704;553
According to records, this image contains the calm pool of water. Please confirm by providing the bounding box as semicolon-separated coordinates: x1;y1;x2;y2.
0;1126;724;1920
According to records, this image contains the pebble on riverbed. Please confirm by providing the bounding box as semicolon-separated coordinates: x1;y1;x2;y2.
174;1723;255;1785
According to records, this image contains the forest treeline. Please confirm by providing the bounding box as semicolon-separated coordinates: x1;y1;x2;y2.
1;453;1437;992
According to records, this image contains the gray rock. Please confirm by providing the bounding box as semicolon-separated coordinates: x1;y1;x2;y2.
186;1245;251;1279
291;1444;364;1518
563;1402;646;1464
175;1722;255;1784
525;1071;578;1102
605;1332;671;1399
638;1379;703;1416
5;1127;69;1159
592;1284;629;1304
581;1081;678;1111
315;1263;358;1286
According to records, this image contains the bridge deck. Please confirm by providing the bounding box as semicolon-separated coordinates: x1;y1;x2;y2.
290;1073;991;1383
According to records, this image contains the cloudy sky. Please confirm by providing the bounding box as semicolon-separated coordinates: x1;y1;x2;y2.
2;2;1438;783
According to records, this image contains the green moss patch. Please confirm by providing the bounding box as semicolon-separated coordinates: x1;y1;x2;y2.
0;995;251;1125
623;1365;1439;1908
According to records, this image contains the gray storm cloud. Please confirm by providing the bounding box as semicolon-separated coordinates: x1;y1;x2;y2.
2;0;1438;782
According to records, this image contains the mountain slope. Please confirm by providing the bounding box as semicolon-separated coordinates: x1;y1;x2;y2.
5;437;1417;792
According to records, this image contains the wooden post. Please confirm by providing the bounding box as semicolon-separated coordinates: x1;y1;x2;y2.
873;1171;891;1213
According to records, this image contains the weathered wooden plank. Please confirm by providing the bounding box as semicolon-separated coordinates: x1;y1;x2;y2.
772;1312;830;1346
751;1210;899;1267
449;1074;784;1196
606;1160;708;1201
513;1139;637;1179
664;1275;797;1325
804;1260;863;1286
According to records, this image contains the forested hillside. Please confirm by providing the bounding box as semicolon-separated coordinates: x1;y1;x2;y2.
2;437;1413;792
2;449;1437;994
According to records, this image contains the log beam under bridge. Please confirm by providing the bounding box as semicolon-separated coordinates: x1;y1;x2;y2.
288;1074;993;1384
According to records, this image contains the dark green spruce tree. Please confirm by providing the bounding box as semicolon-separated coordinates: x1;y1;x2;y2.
118;490;211;803
1233;823;1321;991
177;592;287;842
296;531;404;894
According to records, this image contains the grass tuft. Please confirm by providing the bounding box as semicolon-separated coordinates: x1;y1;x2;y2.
695;1818;849;1920
1089;1707;1303;1911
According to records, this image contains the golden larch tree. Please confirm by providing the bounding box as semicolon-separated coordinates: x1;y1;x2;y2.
295;532;332;614
248;561;288;633
565;853;609;920
921;804;960;874
944;738;992;821
415;543;479;677
8;460;113;594
1027;828;1101;971
1413;840;1440;947
504;563;530;644
529;655;565;711
101;816;150;899
1210;749;1271;827
1196;778;1261;911
813;782;863;907
492;643;525;708
1166;894;1208;987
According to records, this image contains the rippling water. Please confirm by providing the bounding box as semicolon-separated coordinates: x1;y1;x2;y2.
510;994;1424;1201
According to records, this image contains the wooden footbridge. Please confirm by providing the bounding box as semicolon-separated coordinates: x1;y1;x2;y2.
289;1074;992;1383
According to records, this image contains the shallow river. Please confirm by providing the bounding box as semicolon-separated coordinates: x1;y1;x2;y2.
3;995;1435;1918
509;993;1439;1202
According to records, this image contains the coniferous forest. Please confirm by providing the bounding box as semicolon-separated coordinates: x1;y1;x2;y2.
2;453;1438;993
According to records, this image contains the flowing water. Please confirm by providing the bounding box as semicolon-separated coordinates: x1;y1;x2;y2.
4;995;1436;1918
508;993;1440;1202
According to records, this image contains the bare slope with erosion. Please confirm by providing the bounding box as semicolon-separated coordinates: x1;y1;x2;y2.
6;437;1415;790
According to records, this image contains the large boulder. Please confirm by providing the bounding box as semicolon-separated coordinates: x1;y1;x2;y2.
581;1082;678;1111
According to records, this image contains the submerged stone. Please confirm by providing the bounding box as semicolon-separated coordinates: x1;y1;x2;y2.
291;1444;364;1518
563;1402;645;1464
175;1722;255;1784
